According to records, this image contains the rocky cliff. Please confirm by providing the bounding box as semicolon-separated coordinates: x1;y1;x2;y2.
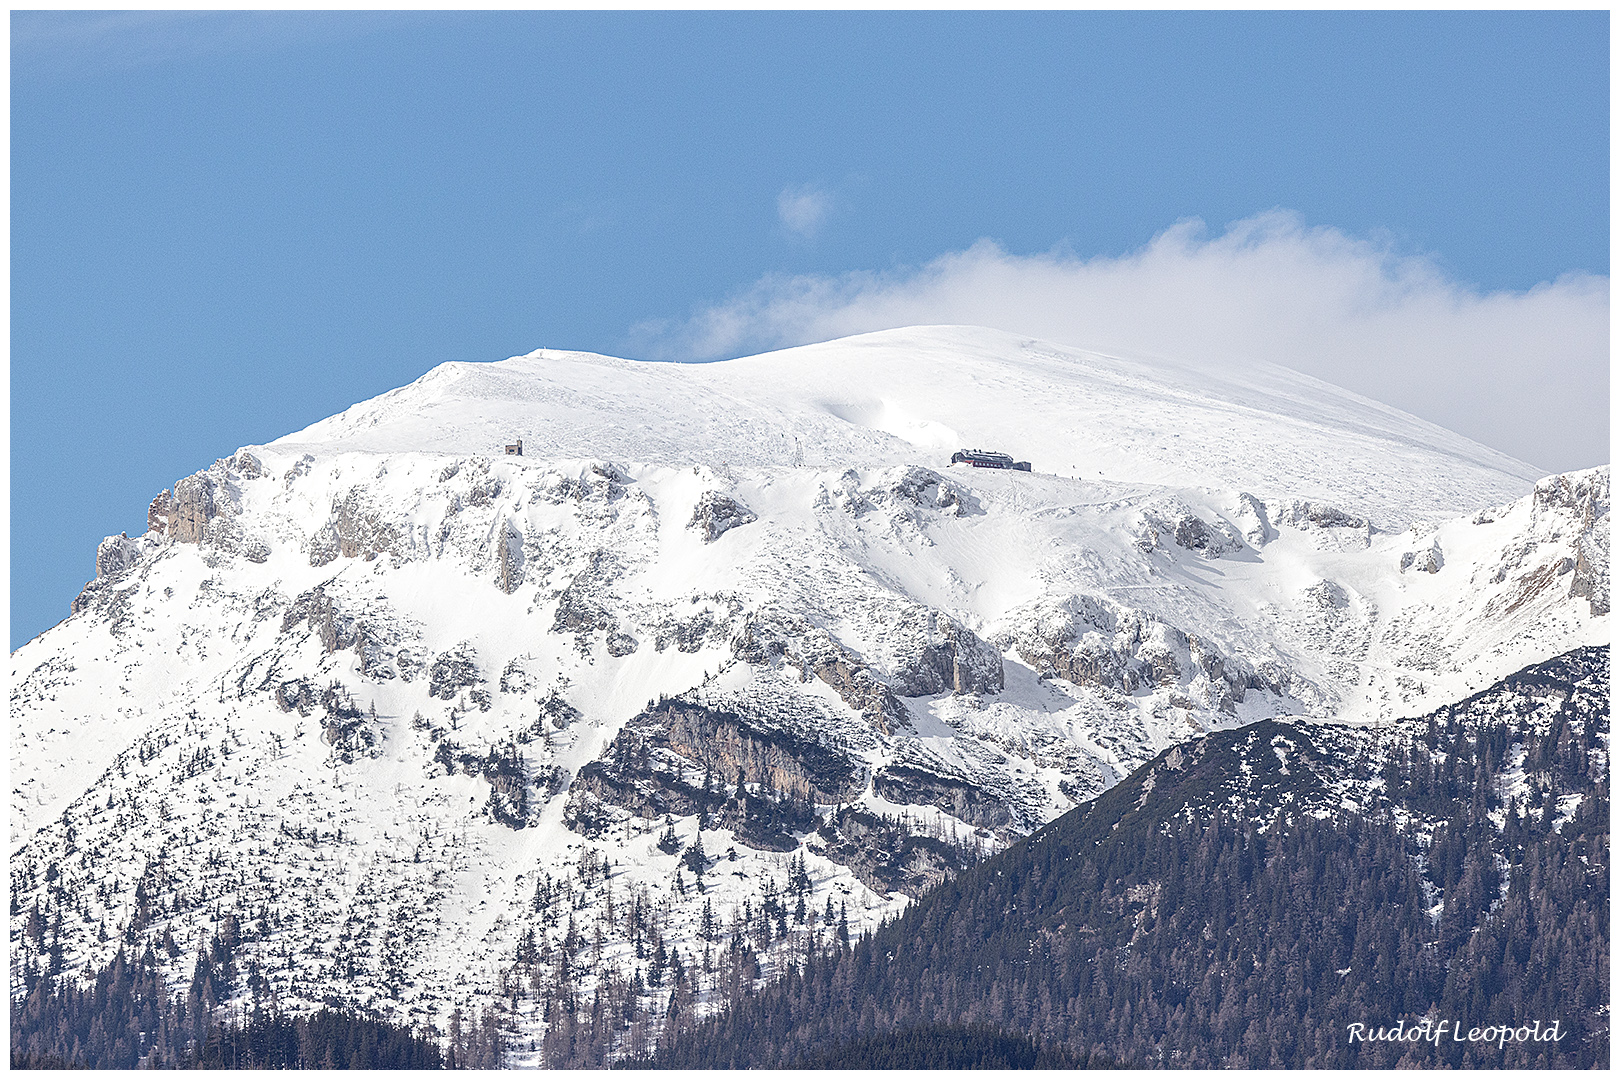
10;327;1607;1064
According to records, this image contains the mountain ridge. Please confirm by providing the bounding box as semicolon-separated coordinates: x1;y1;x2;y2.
10;326;1607;1064
649;645;1609;1069
269;326;1543;529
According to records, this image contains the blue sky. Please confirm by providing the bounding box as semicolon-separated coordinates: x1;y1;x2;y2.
10;10;1609;649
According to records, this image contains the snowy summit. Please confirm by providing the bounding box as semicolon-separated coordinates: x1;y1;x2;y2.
11;326;1608;1061
279;326;1538;528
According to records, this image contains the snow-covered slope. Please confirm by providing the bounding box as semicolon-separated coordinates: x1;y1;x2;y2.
9;326;1606;1059
278;326;1538;530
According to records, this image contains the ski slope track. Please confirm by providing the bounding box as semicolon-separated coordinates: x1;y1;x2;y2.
10;326;1608;1059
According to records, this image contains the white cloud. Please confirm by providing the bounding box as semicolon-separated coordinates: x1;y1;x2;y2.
641;211;1608;472
776;184;833;240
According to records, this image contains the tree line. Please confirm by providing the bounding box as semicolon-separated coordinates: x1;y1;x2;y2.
645;649;1609;1069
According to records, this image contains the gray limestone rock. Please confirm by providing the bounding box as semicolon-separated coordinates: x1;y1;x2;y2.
1276;500;1368;531
282;587;352;654
810;655;912;735
1138;499;1244;559
872;466;967;516
168;474;219;544
497;520;525;594
688;491;757;543
889;615;1004;697
225;450;264;479
148;491;173;536
872;765;1014;833
1400;542;1445;575
1233;492;1276;547
567;699;863;850
999;593;1300;717
1569;519;1610;616
95;533;143;579
428;643;483;701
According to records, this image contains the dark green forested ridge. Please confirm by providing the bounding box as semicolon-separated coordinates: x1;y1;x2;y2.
8;932;483;1068
791;1022;1104;1069
11;647;1609;1069
648;645;1609;1069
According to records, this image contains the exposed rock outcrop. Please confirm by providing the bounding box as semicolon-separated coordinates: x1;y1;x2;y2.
551;549;636;654
809;806;977;898
1532;467;1609;524
729;601;1002;718
142;453;267;560
656;594;746;654
72;531;164;616
688;492;757;542
224;450;264;479
309;489;404;567
567;700;862;851
147;492;173;536
276;677;368;738
1570;528;1610;616
1531;469;1610;617
496;520;525;594
821;465;970;521
730;608;912;733
1400;541;1445;574
281;586;353;655
888;613;1004;697
1232;492;1275;547
168;473;220;544
1000;593;1301;717
1274;498;1372;550
810;656;911;734
1276;500;1367;531
869;466;968;517
94;533;144;579
872;764;1014;833
428;643;484;703
1137;499;1244;559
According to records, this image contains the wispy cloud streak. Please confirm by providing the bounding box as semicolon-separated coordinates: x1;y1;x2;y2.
777;184;832;240
637;211;1608;471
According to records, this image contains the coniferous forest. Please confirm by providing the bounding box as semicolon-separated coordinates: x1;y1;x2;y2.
11;648;1608;1069
790;1022;1103;1069
645;647;1609;1069
8;944;452;1069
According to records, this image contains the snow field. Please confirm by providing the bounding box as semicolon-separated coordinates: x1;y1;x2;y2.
10;325;1606;1057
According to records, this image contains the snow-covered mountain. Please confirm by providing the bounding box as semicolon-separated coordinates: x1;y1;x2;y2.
10;326;1607;1058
